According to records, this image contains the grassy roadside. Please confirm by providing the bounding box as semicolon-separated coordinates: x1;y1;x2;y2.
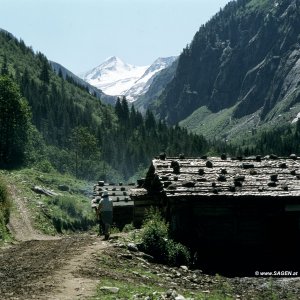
90;245;233;300
0;167;96;237
89;233;298;300
0;175;12;243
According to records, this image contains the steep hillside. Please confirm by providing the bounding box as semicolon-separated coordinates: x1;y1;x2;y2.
50;61;116;105
155;0;300;142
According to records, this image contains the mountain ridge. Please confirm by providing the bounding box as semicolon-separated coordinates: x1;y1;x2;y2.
80;56;177;102
50;61;116;105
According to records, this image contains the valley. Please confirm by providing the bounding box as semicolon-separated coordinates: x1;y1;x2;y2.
2;0;300;299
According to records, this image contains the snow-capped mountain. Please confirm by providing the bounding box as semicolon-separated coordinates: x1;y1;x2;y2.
80;56;177;102
80;56;148;97
124;56;177;101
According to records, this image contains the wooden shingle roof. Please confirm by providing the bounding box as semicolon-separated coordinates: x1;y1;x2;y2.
150;155;300;197
93;181;134;207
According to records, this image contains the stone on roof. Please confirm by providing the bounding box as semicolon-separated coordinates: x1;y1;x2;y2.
148;156;300;197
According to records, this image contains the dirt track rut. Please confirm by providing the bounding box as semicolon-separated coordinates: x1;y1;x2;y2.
0;235;106;300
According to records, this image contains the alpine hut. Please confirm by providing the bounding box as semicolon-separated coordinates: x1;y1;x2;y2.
131;154;300;271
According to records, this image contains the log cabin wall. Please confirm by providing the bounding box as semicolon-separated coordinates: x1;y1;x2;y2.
168;195;300;252
130;188;166;227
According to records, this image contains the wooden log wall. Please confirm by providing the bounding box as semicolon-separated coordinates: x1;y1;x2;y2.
130;188;166;227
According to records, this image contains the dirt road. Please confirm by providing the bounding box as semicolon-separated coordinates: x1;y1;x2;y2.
1;181;109;300
0;235;106;300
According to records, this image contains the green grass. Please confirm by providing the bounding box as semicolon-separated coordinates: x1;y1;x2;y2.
246;0;272;12
180;93;300;151
180;105;238;140
0;176;12;242
0;167;95;235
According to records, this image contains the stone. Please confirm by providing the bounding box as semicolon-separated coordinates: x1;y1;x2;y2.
279;162;287;168
234;175;245;182
217;174;226;182
141;253;154;262
99;286;119;293
229;185;236;192
180;265;188;271
220;168;227;174
256;155;262;162
234;180;242;187
168;184;177;190
182;181;195;187
270;174;278;181
206;160;213;168
242;163;254;169
221;153;227;160
198;168;205;175
159;152;167;160
58;184;69;191
127;243;139;252
175;295;186;300
31;186;58;197
164;181;172;188
118;254;133;259
171;161;180;174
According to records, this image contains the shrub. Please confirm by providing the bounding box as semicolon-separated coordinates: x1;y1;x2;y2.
35;159;54;173
166;239;191;266
141;209;169;260
0;177;11;240
141;208;190;266
122;223;135;233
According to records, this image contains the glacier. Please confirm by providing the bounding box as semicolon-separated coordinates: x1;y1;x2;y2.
80;56;177;102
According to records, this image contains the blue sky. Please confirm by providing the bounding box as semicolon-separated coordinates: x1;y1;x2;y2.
1;0;231;74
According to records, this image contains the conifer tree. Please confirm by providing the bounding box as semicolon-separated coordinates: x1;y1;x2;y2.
1;55;9;76
0;76;30;167
39;61;50;84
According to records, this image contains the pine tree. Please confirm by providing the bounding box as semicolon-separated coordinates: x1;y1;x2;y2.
1;55;9;76
39;61;50;84
0;76;31;167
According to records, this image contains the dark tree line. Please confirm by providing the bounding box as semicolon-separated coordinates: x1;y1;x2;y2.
103;97;209;178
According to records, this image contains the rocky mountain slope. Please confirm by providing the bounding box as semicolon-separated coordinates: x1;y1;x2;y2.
124;56;177;102
152;0;300;142
134;59;178;114
80;56;177;102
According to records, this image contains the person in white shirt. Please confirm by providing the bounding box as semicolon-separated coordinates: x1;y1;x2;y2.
98;190;113;240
